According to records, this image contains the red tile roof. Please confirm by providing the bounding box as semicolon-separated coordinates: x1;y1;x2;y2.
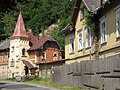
28;35;53;50
27;29;38;44
12;11;29;38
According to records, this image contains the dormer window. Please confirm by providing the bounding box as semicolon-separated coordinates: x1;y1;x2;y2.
53;52;58;61
41;52;46;60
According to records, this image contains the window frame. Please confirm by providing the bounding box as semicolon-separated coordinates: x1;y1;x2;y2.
85;27;91;48
100;17;107;44
78;30;83;51
69;34;74;54
116;7;120;38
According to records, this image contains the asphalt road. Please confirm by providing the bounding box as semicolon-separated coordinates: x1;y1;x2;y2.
0;82;59;90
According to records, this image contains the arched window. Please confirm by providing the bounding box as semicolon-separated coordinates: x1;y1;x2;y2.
41;52;46;60
22;48;25;56
53;52;58;61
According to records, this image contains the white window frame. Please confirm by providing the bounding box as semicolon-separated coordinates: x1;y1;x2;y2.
100;17;107;44
69;34;74;54
78;30;83;50
53;52;58;61
85;27;91;48
116;7;120;38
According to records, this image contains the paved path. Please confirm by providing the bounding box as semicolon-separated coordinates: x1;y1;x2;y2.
0;81;59;90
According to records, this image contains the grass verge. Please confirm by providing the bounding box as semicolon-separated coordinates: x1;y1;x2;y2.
23;78;80;90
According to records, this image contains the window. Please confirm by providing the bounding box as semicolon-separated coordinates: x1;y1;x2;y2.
1;53;5;62
53;52;58;61
78;30;83;50
41;52;46;59
22;48;25;56
10;61;14;67
85;27;91;48
69;34;74;54
11;46;14;52
100;17;107;44
116;8;120;38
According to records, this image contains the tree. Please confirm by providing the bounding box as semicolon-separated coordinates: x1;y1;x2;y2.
0;0;74;49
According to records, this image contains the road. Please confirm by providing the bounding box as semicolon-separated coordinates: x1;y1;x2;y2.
0;82;59;90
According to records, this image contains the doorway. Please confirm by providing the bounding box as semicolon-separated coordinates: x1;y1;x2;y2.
25;66;29;75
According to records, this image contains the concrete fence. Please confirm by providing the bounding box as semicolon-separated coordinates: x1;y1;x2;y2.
52;54;120;90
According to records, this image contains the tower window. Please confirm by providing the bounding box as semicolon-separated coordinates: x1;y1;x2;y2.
11;46;14;52
22;48;25;56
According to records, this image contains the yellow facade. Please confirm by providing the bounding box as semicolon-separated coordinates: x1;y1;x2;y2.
99;0;120;59
65;0;120;64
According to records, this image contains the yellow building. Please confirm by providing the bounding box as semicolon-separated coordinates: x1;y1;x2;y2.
61;0;120;64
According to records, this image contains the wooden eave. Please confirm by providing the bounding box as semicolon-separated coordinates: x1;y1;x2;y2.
71;0;81;26
93;0;111;15
61;0;81;35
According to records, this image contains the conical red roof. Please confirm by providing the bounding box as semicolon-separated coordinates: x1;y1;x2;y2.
12;11;29;38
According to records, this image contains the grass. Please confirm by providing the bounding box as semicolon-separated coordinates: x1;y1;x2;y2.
23;77;80;90
0;77;80;90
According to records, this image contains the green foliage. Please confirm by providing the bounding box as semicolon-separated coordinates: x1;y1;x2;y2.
0;0;74;48
84;11;96;31
48;27;65;50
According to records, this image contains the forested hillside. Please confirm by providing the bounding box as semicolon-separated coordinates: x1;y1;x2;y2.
0;0;75;49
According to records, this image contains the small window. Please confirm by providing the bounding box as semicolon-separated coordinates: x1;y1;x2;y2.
69;34;74;54
85;27;91;48
10;61;14;67
22;48;25;56
100;17;107;44
1;53;5;62
116;8;120;38
53;52;58;61
78;30;83;50
11;46;14;52
41;52;46;59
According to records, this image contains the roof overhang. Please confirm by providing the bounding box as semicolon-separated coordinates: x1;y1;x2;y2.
22;60;37;69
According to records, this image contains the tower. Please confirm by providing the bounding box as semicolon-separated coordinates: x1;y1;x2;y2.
8;11;30;78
